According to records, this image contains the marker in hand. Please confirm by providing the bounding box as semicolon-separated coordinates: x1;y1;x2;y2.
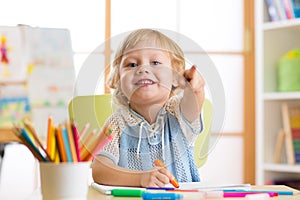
154;159;180;188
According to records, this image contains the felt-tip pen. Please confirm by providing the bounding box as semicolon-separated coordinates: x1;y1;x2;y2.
223;192;278;197
146;187;175;190
154;159;180;188
142;192;183;200
223;189;294;195
111;189;144;197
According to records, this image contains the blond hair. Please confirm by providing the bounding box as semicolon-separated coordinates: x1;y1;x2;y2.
107;29;185;106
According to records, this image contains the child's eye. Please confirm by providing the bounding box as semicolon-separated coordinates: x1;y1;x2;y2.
152;61;161;66
127;63;138;68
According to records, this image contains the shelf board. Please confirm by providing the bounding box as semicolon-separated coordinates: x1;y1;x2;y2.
264;92;300;100
263;18;300;31
264;163;300;173
0;81;27;86
0;128;21;143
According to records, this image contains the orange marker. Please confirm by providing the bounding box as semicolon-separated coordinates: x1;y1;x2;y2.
154;159;180;188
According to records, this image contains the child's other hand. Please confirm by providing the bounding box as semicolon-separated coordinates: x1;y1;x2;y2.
140;166;174;187
179;65;205;93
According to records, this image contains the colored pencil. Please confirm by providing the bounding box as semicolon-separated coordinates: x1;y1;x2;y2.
46;116;53;157
79;122;90;142
80;129;96;155
84;124;113;161
18;127;49;162
71;122;81;162
80;130;97;161
65;120;78;162
56;124;67;162
62;126;72;162
12;126;44;162
23;120;52;161
49;124;57;161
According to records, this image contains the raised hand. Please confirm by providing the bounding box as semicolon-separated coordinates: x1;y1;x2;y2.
182;65;205;93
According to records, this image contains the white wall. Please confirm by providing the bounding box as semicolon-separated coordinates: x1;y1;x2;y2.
0;1;246;197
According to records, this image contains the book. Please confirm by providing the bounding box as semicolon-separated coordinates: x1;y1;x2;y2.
276;103;300;164
274;129;285;163
265;0;300;21
291;0;300;18
283;0;295;19
281;102;295;164
272;179;300;190
265;0;280;21
274;0;288;20
289;105;300;163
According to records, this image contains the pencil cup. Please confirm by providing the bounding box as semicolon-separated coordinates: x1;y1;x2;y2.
39;162;90;200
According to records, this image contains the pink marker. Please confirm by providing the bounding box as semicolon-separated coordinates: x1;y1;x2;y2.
223;192;278;198
205;191;278;198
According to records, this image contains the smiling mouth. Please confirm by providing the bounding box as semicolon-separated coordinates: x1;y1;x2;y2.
135;79;156;86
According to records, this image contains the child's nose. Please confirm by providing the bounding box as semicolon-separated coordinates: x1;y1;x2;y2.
136;64;150;74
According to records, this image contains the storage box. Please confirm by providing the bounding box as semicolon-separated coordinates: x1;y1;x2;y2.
278;49;300;92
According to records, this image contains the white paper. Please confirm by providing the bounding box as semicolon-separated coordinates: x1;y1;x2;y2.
90;181;251;195
172;182;251;190
0;26;28;81
91;182;145;195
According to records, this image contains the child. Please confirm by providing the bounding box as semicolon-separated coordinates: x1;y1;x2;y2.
92;29;205;187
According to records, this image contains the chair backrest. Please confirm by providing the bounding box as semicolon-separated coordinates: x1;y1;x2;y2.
68;94;113;135
68;94;212;168
194;99;213;168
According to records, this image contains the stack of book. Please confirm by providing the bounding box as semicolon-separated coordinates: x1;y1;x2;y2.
274;103;300;164
271;179;300;190
265;0;300;21
290;106;300;163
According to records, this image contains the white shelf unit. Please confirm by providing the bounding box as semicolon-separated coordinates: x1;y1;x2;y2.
255;1;300;185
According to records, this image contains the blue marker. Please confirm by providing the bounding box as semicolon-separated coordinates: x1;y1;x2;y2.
142;192;183;200
146;187;175;190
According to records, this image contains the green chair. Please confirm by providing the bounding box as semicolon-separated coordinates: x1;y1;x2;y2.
68;94;113;136
193;99;212;167
68;94;212;168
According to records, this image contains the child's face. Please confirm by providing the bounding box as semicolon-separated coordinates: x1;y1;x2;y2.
119;45;175;107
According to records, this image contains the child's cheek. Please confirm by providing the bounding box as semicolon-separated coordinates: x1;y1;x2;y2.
158;72;173;90
120;74;134;98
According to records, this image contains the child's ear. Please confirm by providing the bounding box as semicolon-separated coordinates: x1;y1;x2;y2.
172;71;179;88
173;70;186;89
